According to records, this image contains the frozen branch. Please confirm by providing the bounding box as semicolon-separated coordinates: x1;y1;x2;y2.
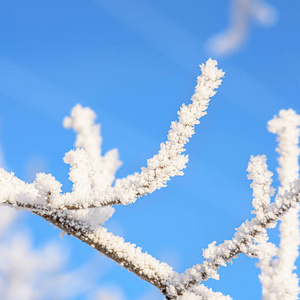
246;155;278;299
0;168;178;295
35;208;176;293
177;285;231;300
247;155;276;216
106;58;225;206
1;57;300;300
29;207;230;300
59;59;224;210
268;109;300;191
0;59;226;300
263;109;300;300
63;104;122;189
0;59;225;212
164;180;300;298
63;104;123;228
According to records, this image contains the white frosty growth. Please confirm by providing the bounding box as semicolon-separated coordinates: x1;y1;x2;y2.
263;109;300;300
247;155;280;300
87;227;175;283
247;154;275;217
0;59;224;212
0;58;228;300
63;104;123;227
3;59;300;300
178;285;231;300
268;109;300;191
63;104;122;189
104;58;225;206
176;177;300;292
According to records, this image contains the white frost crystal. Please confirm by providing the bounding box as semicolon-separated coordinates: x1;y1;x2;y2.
259;109;300;300
0;60;300;300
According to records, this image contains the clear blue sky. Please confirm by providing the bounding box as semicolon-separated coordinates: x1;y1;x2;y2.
0;0;299;299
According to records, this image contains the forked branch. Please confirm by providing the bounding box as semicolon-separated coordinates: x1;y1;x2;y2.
1;58;300;300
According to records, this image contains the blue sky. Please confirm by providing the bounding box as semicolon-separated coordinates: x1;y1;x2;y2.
0;0;299;299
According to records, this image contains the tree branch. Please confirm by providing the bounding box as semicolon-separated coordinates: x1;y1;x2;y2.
34;209;177;293
164;180;300;298
0;59;225;213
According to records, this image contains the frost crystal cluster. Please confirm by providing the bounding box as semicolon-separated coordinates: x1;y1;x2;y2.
0;59;300;299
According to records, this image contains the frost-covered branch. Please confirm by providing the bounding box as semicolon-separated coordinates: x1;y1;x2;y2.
61;59;224;209
106;58;225;206
262;109;300;300
63;104;122;189
62;104;122;228
247;155;276;216
166;180;300;298
0;59;227;300
34;208;177;293
0;162;178;296
0;59;225;212
177;285;231;300
2;57;300;300
268;109;300;192
246;155;278;299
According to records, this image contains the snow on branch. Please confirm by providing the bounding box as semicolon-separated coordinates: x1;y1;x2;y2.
1;58;300;299
247;155;278;299
63;104;122;189
247;154;276;216
177;285;232;300
262;109;300;300
59;58;224;209
0;59;228;300
107;58;225;206
0;59;225;212
268;109;300;191
166;180;300;297
35;200;234;300
35;208;177;293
